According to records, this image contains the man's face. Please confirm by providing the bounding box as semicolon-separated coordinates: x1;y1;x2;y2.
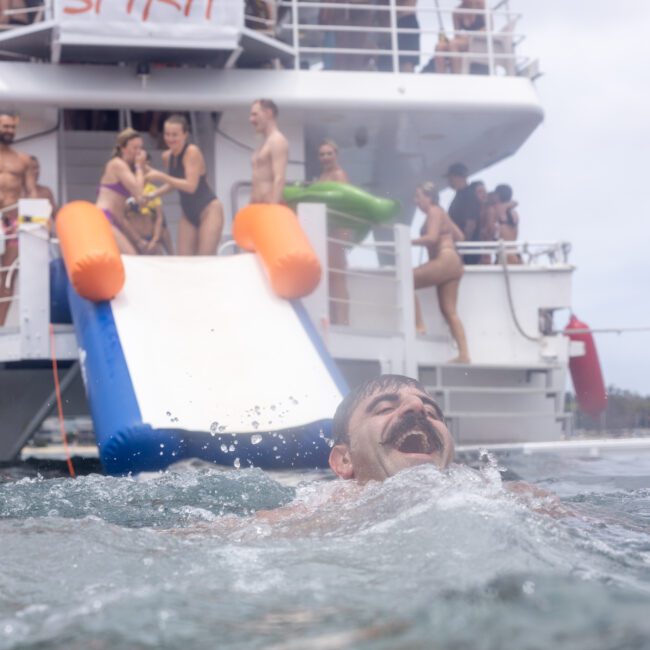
249;102;269;134
0;115;17;146
447;174;466;191
331;384;455;482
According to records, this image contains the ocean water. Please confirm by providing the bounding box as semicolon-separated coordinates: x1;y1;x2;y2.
1;452;649;650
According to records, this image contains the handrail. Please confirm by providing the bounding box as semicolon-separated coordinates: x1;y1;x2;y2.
275;0;531;76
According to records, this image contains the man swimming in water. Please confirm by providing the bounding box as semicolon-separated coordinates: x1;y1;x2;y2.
249;98;288;204
328;374;455;483
325;374;558;513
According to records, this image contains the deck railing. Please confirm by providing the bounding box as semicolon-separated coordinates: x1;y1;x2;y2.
269;0;535;77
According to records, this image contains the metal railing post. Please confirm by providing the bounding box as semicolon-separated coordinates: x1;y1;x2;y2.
18;225;50;360
394;224;417;377
389;0;399;73
292;0;300;69
297;203;329;335
486;1;495;75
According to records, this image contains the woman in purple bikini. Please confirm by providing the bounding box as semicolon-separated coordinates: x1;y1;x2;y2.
96;128;147;254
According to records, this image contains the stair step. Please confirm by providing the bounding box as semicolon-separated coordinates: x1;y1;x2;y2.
426;386;560;395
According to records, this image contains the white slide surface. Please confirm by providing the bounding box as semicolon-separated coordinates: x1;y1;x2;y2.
112;254;344;434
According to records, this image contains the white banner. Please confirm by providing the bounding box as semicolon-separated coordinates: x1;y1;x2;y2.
55;0;244;46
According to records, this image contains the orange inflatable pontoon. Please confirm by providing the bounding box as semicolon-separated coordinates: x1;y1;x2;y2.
56;201;125;302
233;204;321;299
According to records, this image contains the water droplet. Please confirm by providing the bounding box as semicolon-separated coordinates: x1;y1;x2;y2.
160;443;165;448
270;404;276;411
220;444;228;453
289;396;298;405
233;457;241;469
251;434;263;445
228;444;235;452
254;405;261;415
272;446;278;451
210;421;219;436
218;425;227;432
166;411;171;417
251;420;260;430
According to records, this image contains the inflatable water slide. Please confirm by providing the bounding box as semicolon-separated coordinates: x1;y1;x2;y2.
56;202;347;475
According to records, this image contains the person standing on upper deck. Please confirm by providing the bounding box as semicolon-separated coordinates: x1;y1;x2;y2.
434;0;486;74
0;111;37;326
249;99;289;204
446;162;481;265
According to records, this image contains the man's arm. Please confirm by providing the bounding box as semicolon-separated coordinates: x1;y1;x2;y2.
270;134;289;204
21;154;38;199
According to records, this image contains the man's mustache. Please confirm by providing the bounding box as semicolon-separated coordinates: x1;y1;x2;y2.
383;411;443;450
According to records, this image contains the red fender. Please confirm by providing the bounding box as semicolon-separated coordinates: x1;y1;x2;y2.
565;315;607;417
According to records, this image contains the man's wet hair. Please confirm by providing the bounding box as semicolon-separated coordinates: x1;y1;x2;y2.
0;109;17;118
495;184;513;202
254;98;278;117
446;162;468;178
332;374;440;445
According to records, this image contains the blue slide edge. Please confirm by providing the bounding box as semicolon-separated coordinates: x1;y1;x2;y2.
67;285;348;475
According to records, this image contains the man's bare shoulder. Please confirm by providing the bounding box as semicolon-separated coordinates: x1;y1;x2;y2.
268;129;289;150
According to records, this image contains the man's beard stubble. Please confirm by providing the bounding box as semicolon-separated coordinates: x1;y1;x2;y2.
0;133;14;145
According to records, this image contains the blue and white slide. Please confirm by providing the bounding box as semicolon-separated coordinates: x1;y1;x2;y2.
67;254;348;475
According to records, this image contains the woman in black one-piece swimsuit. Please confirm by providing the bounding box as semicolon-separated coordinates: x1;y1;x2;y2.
145;114;224;255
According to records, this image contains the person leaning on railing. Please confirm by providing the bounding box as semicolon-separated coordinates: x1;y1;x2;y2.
319;0;377;71
376;0;421;73
433;0;486;74
493;184;521;264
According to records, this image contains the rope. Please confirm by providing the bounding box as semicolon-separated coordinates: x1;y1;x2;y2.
49;324;76;478
498;240;541;342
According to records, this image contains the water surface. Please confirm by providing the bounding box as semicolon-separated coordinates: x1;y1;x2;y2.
1;452;649;649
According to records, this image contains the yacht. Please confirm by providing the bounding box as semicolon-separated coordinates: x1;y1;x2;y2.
0;1;587;468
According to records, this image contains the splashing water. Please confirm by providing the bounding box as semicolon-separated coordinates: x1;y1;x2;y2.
0;452;649;649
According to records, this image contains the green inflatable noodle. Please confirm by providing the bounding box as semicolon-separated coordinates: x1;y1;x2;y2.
283;182;400;242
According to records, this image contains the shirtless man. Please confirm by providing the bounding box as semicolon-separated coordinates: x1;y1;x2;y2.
249;99;288;204
0;111;36;326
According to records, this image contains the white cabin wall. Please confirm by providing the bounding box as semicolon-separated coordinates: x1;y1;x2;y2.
15;107;59;204
416;267;573;365
215;109;305;234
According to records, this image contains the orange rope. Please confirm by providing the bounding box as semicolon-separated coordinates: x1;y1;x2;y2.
49;324;76;478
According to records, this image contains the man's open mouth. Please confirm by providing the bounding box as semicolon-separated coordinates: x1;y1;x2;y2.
383;418;443;455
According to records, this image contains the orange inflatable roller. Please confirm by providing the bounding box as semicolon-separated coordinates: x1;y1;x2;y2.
56;200;125;302
233;204;321;299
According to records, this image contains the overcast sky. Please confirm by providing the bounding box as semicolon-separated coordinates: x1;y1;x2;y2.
438;0;650;394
